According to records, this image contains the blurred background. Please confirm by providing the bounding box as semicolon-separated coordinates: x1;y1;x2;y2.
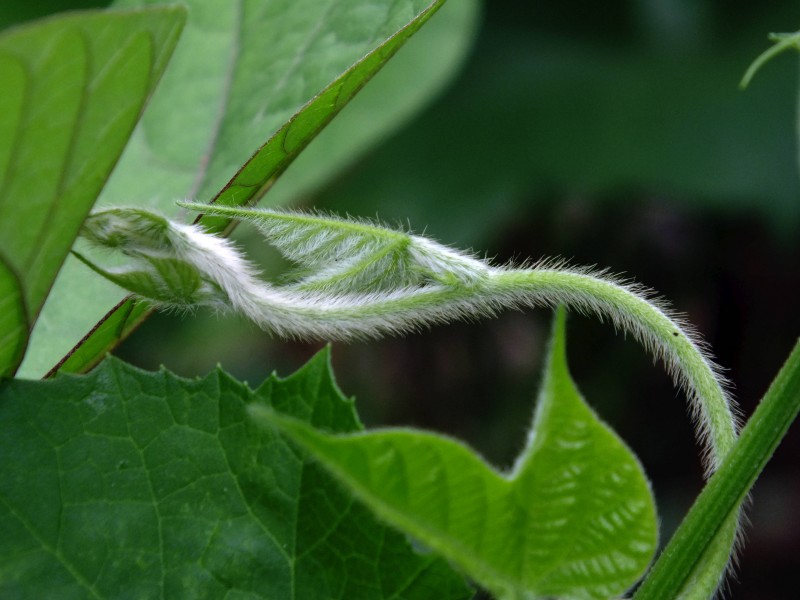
4;1;800;597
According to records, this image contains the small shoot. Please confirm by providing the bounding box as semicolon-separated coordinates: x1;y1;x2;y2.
740;30;800;89
78;202;742;595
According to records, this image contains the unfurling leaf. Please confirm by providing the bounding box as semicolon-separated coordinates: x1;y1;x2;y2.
179;201;490;291
39;0;477;379
79;203;737;482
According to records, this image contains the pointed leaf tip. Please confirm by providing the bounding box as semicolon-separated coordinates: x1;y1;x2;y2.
263;307;658;599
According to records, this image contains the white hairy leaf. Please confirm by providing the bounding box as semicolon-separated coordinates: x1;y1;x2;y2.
79;203;738;479
178;201;490;292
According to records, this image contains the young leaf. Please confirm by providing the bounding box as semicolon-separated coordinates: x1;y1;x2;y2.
255;309;658;599
180;201;489;292
33;0;475;378
208;206;422;292
0;8;186;377
0;351;471;599
78;204;737;473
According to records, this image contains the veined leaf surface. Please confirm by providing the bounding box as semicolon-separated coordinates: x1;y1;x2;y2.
0;350;471;598
0;7;185;378
0;259;26;378
260;309;658;598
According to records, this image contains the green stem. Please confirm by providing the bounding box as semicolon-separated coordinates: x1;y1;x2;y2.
740;31;800;89
496;269;737;467
634;339;800;599
81;204;746;594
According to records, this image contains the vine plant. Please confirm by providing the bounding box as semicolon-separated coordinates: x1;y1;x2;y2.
77;202;739;474
76;201;743;597
1;3;800;600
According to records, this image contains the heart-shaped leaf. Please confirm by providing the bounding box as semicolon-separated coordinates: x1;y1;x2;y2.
258;309;658;598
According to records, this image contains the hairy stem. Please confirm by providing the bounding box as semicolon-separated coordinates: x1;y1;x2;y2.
497;269;737;468
81;206;739;465
200;262;736;461
80;205;741;595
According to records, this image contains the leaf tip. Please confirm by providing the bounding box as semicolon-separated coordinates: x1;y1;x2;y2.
549;305;569;366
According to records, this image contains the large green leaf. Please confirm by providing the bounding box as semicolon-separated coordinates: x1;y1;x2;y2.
0;7;185;378
260;309;658;599
0;350;471;598
23;0;478;378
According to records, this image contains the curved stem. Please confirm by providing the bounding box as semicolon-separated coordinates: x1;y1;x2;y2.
81;206;742;596
496;268;738;468
220;263;738;469
231;263;743;596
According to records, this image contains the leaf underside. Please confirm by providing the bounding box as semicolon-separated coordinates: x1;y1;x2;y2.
260;309;658;599
0;350;471;599
0;7;186;378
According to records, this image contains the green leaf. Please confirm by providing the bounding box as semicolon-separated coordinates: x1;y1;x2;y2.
0;350;471;599
260;0;479;210
177;201;487;293
0;7;186;310
25;0;477;378
0;259;27;378
0;7;186;377
258;309;658;599
75;208;227;308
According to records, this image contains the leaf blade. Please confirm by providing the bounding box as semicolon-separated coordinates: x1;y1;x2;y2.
0;258;27;378
0;351;471;599
260;309;658;598
510;308;658;597
0;7;187;377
